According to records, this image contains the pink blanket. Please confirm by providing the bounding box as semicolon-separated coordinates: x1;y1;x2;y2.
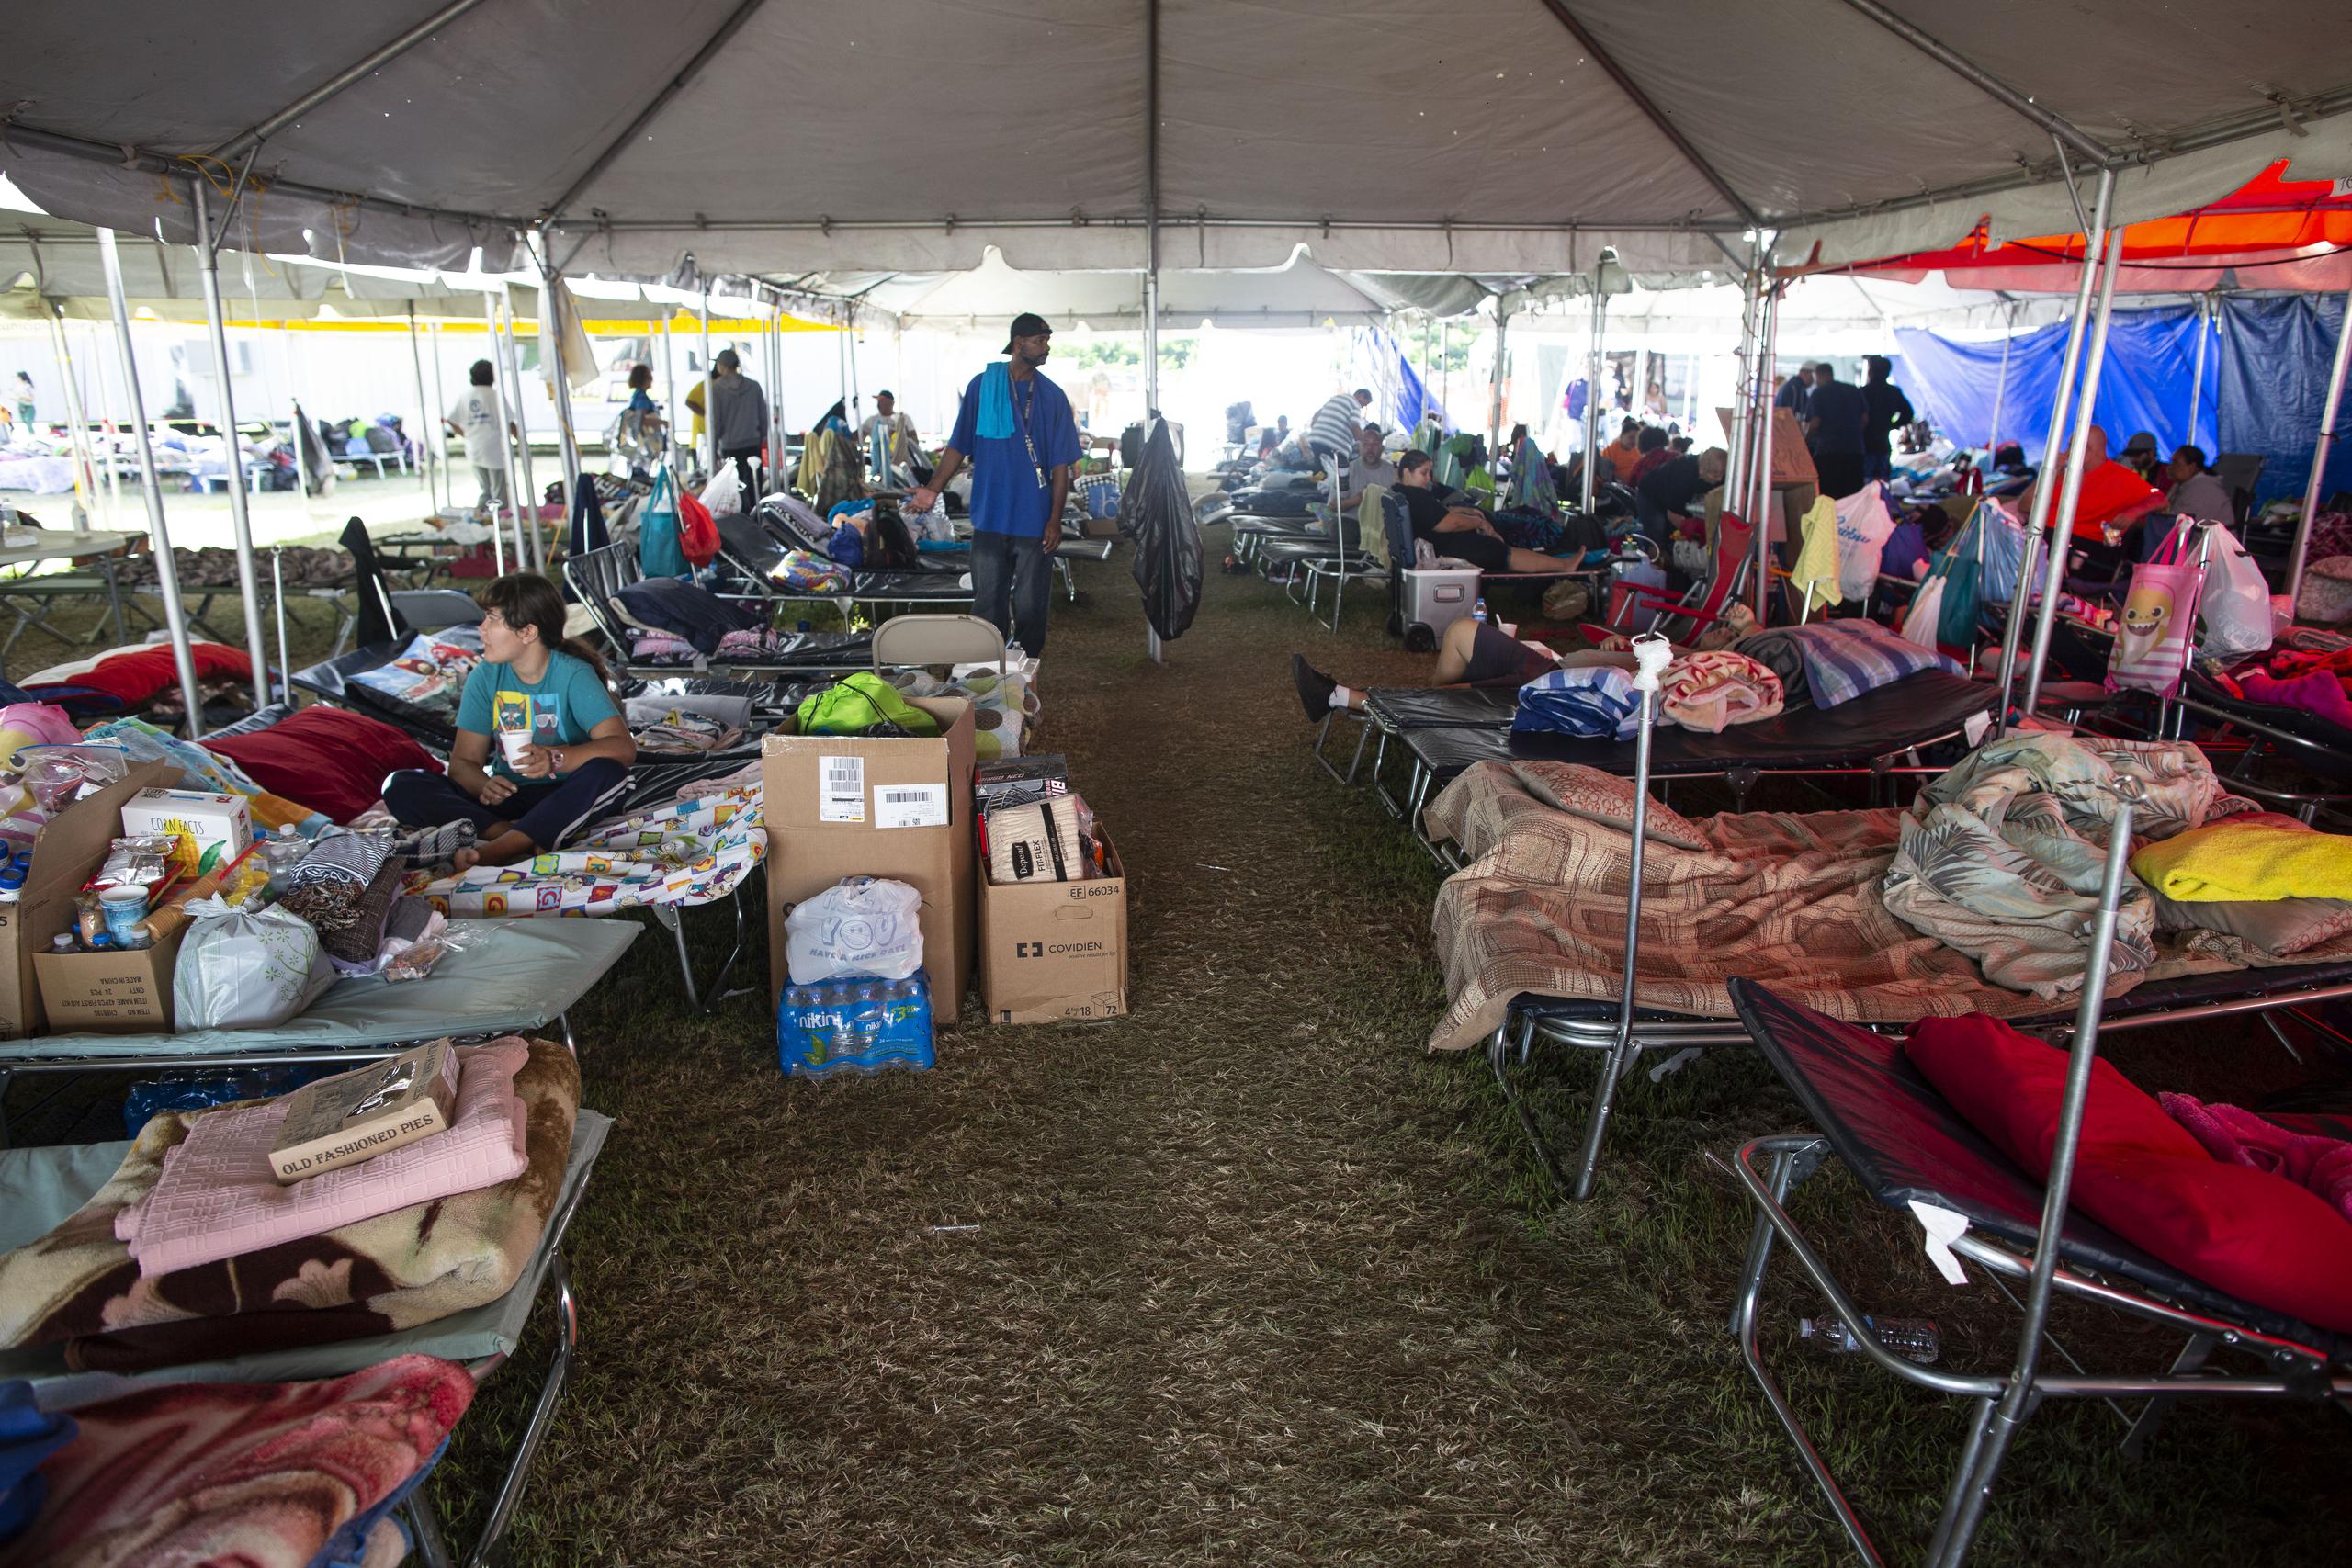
12;1354;469;1568
116;1042;530;1279
2161;1092;2352;1224
2235;668;2352;731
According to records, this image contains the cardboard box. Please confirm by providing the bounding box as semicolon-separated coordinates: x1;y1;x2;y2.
0;761;176;1041
119;787;253;878
34;923;187;1033
978;833;1128;1024
763;697;978;1011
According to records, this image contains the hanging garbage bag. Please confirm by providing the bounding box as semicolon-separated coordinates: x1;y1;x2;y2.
1118;418;1204;643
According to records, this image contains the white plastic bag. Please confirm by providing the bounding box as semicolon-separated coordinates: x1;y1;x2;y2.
785;876;924;985
2196;522;2273;656
171;897;336;1030
1833;483;1896;603
698;465;743;520
1899;569;1949;651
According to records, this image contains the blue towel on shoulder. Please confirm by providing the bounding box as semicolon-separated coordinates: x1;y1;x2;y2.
975;362;1014;440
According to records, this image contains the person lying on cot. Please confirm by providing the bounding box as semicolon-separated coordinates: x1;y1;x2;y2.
1289;619;1656;721
383;572;636;871
1396;448;1583;576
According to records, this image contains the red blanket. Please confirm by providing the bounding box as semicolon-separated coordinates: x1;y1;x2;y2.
25;643;252;706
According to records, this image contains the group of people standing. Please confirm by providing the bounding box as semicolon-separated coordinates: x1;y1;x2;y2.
1776;355;1916;498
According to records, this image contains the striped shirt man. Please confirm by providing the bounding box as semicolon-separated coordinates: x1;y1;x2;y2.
1306;389;1371;460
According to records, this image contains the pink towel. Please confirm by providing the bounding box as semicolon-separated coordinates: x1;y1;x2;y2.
117;1041;530;1278
2160;1092;2352;1225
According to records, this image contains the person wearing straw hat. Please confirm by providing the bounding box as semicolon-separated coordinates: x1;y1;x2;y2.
910;312;1082;652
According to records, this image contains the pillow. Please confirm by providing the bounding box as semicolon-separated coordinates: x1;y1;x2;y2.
2149;888;2352;957
21;642;252;706
1905;1014;2352;1333
1507;761;1708;851
1781;620;1959;710
614;578;759;656
208;705;443;825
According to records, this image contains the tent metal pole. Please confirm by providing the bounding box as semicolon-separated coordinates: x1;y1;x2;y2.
1144;0;1164;666
479;297;517;576
86;321;121;520
429;320;449;508
845;305;861;429
701;287;717;480
96;228;207;736
1928;787;2137;1566
494;293;544;572
1442;319;1451;423
532;239;585;540
2185;295;2211;453
1985;305;2015;454
406;303;438;512
660;310;678;470
1995;171;2114;732
272;548;291;706
43;307;99;528
2286;286;2352;615
1487;302;1510;458
1834;0;2109;162
1722;260;1761;538
1579;264;1605;514
2025;206;2126;718
190;178;273;718
1749;277;1782;621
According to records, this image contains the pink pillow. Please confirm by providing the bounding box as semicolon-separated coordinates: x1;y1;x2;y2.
1905;1014;2352;1334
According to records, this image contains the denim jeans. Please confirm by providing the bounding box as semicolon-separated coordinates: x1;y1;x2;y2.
969;530;1054;652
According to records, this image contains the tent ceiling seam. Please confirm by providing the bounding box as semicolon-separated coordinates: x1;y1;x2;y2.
1531;0;1759;228
1835;0;2109;163
542;0;775;223
206;0;494;162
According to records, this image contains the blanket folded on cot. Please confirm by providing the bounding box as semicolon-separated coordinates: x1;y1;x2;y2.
0;1039;576;1371
2132;811;2352;903
116;1042;531;1279
412;776;762;918
1658;650;1783;733
9;1353;469;1568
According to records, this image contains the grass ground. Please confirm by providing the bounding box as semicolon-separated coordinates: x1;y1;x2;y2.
6;527;2349;1565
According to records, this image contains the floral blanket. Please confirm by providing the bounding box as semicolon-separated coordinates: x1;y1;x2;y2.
0;1039;576;1371
411;777;762;917
13;1354;468;1568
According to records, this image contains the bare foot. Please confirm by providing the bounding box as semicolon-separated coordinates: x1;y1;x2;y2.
452;847;482;873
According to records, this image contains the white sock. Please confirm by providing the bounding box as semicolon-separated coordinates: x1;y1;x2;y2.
1330;684;1353;710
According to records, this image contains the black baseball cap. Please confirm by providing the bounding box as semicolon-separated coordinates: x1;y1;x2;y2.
1003;312;1054;353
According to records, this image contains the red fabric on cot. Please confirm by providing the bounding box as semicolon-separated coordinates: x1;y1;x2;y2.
28;642;254;705
208;705;443;825
1905;1013;2352;1334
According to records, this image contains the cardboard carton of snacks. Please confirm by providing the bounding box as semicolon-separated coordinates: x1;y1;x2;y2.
119;788;254;879
267;1040;460;1183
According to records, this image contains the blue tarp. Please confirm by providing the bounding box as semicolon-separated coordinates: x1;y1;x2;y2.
2215;294;2352;509
1889;306;2216;464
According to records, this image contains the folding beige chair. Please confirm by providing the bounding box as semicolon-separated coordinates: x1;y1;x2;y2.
871;613;1006;671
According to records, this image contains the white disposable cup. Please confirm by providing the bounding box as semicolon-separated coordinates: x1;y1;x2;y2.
499;730;532;767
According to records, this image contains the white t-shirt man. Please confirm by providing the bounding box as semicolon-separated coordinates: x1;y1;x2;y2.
447;386;511;468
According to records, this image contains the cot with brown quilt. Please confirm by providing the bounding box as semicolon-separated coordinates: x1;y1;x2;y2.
1427;744;2352;1201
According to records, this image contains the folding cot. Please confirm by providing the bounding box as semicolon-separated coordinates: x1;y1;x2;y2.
1430;688;2352;1203
1724;908;2351;1562
1342;665;1996;861
562;538;876;677
712;510;977;615
742;493;1113;603
0;1106;613;1568
0;918;636;1147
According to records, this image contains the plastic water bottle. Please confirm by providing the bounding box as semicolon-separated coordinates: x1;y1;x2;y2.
1800;1313;1940;1365
1471;596;1489;626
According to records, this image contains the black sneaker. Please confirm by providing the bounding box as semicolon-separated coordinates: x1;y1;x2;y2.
1291;653;1338;724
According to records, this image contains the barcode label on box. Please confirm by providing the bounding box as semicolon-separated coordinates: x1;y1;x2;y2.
820;755;865;823
875;782;948;829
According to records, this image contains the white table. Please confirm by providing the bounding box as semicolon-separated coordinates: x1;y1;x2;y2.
0;530;143;658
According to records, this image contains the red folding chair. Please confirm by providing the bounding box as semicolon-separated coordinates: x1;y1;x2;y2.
1580;512;1756;646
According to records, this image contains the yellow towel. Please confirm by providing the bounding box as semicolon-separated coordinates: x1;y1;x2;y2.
2130;813;2352;903
1789;494;1842;613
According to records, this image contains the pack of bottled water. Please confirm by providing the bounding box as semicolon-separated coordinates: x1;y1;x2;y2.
778;969;935;1078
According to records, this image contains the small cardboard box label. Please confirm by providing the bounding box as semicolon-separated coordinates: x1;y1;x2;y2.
819;756;865;824
875;783;948;829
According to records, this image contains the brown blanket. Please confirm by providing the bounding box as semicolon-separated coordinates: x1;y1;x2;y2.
1420;760;2347;1055
0;1037;578;1371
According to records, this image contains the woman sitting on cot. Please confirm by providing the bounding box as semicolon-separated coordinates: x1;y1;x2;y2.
1396;448;1581;576
384;572;636;870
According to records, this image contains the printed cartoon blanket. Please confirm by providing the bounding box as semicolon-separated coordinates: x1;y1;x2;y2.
410;774;762;917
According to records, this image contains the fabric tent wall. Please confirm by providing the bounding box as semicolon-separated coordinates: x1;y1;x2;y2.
2215;294;2352;509
1889;307;2215;462
1347;327;1433;438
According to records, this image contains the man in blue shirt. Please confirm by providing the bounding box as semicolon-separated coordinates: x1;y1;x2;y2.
910;312;1082;652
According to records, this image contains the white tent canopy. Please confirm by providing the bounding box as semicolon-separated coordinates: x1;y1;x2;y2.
5;0;2349;280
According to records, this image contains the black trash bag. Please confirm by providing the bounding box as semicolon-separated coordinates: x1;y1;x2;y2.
1118;419;1203;643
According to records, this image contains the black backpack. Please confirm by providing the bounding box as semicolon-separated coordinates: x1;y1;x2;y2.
868;501;921;570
